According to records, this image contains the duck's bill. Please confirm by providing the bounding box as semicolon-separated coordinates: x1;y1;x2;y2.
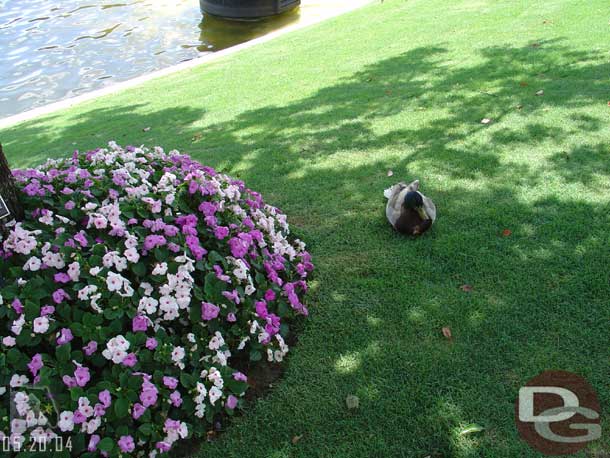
417;207;429;220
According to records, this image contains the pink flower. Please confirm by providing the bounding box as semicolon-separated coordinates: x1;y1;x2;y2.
74;366;90;387
56;328;73;345
52;289;70;304
163;376;178;390
40;305;55;316
201;302;220;321
170;391;182;407
62;375;77;388
83;341;98;356
72;410;86;424
156;442;171;452
227;312;237;322
88;434;100;452
99;390;112;408
226;395;238;410
132;315;148;332
132;402;146;419
27;353;43;377
12;299;23;314
233;372;247;382
118;435;135;453
121;353;138;367
140;388;158;408
53;272;71;283
145;337;158;350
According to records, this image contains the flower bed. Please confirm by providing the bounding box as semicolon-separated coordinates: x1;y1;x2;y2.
0;143;313;457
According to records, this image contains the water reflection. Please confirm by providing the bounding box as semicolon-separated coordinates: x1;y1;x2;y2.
0;0;299;117
0;0;365;118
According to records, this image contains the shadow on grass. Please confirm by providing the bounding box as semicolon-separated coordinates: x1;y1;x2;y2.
1;39;609;457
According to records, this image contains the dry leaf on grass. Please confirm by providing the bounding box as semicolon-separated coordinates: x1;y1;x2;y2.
460;284;473;292
536;90;544;96
291;434;303;445
387;170;394;177
480;118;492;124
502;229;512;237
442;327;452;340
142;127;151;132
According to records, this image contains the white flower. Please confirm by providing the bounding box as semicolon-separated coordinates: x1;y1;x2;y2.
106;271;125;292
171;346;185;363
58;411;74;432
10;374;29;387
2;336;16;346
208;386;222;406
152;262;168;276
11;315;25;335
24;256;42;271
33;317;50;334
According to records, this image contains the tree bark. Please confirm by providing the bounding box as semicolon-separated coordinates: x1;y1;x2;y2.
0;143;24;230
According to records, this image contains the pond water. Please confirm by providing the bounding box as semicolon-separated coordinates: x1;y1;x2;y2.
0;0;363;118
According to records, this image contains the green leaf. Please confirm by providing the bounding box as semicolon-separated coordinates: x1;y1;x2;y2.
97;437;114;452
56;343;72;363
114;397;129;418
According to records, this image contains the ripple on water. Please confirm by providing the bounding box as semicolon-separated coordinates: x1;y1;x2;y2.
0;0;361;118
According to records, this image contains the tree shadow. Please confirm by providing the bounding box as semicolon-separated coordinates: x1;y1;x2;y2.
0;38;609;457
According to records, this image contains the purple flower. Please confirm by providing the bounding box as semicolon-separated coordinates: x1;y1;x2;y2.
255;301;268;319
74;231;88;247
73;410;86;425
88;434;100;452
140;388;158;408
145;337;158;350
201;302;220;321
52;289;70;304
94;403;106;417
121;353;138;367
12;299;23;314
169;391;182;407
226;395;238;410
27;354;43;377
56;328;73;345
64;200;75;210
132;315;148;332
214;226;229;240
132;402;146;419
156;442;171;452
233;371;247;382
227;312;237;322
62;375;77;388
54;272;71;283
228;237;248;258
40;305;55;316
163;376;178;390
83;341;98;356
264;289;276;301
99;390;112;408
118;435;135;453
74;366;90;387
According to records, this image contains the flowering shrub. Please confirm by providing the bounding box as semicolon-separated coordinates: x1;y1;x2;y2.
0;143;313;457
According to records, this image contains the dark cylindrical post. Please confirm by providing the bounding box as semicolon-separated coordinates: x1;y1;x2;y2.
0;143;24;229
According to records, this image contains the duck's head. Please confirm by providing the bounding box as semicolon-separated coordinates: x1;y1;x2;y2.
404;191;429;220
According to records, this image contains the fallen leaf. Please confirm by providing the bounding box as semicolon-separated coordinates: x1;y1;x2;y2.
206;430;217;442
291;434;303;445
531;42;541;48
385;89;393;96
192;133;203;142
458;424;485;436
516;104;523;110
142;127;151;132
536;89;544;96
442;327;452;339
607;101;610;107
519;81;528;87
460;284;473;292
480;118;493;124
346;395;360;410
502;229;512;237
387;170;394;177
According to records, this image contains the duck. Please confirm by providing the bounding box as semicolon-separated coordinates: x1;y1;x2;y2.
384;179;436;236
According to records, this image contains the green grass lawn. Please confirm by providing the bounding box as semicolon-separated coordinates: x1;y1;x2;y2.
1;0;609;456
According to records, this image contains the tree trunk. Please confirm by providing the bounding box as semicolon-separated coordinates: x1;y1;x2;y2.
0;143;24;230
